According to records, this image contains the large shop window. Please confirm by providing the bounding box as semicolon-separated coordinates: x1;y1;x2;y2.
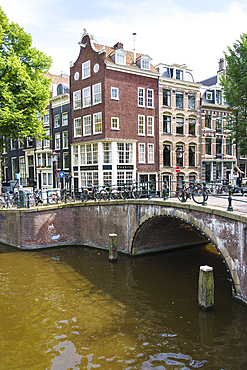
81;143;98;165
81;172;98;187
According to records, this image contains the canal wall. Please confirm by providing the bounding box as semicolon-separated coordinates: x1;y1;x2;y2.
0;199;246;305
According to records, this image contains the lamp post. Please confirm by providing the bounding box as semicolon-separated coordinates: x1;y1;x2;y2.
176;146;184;196
52;150;59;188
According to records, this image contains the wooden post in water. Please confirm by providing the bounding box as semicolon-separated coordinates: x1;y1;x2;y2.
198;265;214;310
109;233;118;261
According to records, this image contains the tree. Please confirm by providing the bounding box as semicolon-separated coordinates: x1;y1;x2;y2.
220;33;247;156
0;7;52;152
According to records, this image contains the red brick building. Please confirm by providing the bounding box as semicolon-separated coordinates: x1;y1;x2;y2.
70;30;159;190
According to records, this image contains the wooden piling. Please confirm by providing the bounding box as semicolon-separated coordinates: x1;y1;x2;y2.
109;233;118;261
198;265;214;310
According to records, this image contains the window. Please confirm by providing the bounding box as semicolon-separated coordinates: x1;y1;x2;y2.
205;114;211;129
141;59;150;70
148;144;154;163
44;111;49;126
93;83;101;105
226;138;233;156
216;90;222;105
138;143;145;163
83;115;91;136
138;88;145;107
103;172;112;185
62;112;68;126
12;157;17;178
81;171;99;187
103;143;112;164
81;143;98;165
205;163;212;183
163;144;171;166
117;143;133;164
48;154;51;166
116;53;125;65
216;117;222;132
48;173;52;185
111;87;119;100
189;145;196;167
54;115;60;128
36;139;42;148
37;154;41;167
188;93;196;110
216;162;222;179
147;89;154;108
73;90;81;110
206;91;213;100
216;138;222;156
176;69;183;80
93;112;102;134
27;137;33;147
163;89;171;106
138;115;145;135
43;173;47;186
63;152;69;169
20;157;25;180
147;116;154;136
111;117;119;130
63;131;68;149
176;91;184;108
42;153;47;167
74;118;82;137
55;133;60;150
73;146;79;166
44;129;50;147
176;145;184;166
82;60;90;79
176;116;184;135
205;138;212;155
117;171;133;185
83;87;91;108
163;114;171;134
189;117;196;135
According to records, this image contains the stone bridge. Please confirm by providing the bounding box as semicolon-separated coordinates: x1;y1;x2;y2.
0;199;246;305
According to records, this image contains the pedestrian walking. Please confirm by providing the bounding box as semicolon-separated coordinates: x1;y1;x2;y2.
233;166;244;195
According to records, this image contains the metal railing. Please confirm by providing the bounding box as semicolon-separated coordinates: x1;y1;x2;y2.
0;180;246;212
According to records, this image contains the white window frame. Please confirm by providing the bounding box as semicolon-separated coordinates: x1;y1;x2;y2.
54;115;60;128
147;89;154;108
43;110;49;126
83;86;91;108
19;156;25;180
93;83;101;105
63;131;68;149
74;117;82;138
93;112;102;135
44;128;50;148
103;143;112;164
83;115;91;136
63;152;69;169
111;87;119;100
138;87;145;107
55;132;60;150
138;115;145;136
73;90;81;110
148;144;154;164
62;112;68;126
111;117;119;130
138;143;145;164
141;59;150;70
147;116;154;136
116;53;125;65
82;60;90;80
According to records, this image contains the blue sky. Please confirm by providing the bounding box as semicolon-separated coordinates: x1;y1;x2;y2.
1;0;247;81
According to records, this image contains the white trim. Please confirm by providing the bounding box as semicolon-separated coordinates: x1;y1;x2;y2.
138;143;145;164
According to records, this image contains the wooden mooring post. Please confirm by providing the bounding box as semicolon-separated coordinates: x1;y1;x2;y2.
198;265;214;310
109;233;118;261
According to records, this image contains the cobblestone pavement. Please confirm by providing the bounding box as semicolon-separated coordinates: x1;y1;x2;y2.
169;194;247;214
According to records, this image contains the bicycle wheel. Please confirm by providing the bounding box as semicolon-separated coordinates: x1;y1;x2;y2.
99;190;108;201
132;188;142;199
192;186;208;204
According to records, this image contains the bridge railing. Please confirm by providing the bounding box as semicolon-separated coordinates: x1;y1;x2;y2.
0;180;246;212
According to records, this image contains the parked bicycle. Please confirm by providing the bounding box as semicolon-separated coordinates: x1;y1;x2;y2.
177;182;208;204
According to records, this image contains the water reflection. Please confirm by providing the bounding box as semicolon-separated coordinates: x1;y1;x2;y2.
0;244;246;369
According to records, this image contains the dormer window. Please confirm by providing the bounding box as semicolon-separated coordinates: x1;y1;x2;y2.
176;69;183;80
139;55;152;70
206;91;213;101
116;53;125;65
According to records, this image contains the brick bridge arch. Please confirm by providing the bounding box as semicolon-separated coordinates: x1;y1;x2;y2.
0;199;246;304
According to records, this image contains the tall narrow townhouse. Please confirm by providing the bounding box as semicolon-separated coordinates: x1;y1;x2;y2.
200;59;236;183
70;30;159;191
156;63;201;191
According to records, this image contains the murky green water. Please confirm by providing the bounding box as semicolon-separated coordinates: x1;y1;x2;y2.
0;243;246;370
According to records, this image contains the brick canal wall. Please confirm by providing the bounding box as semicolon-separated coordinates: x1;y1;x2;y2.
0;199;246;305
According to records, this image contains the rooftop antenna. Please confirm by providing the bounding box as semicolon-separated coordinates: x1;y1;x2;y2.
133;33;136;65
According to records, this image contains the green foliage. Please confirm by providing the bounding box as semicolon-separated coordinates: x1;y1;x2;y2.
0;7;52;151
220;33;247;156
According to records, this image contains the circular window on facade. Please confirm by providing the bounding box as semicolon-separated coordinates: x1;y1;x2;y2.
74;72;79;81
94;63;99;73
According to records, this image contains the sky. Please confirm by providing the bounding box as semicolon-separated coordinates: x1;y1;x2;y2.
1;0;247;82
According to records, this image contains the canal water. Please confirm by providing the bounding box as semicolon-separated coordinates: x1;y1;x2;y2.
0;243;246;370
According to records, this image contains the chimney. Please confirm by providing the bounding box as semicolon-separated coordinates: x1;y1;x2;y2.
114;42;123;50
218;58;225;72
